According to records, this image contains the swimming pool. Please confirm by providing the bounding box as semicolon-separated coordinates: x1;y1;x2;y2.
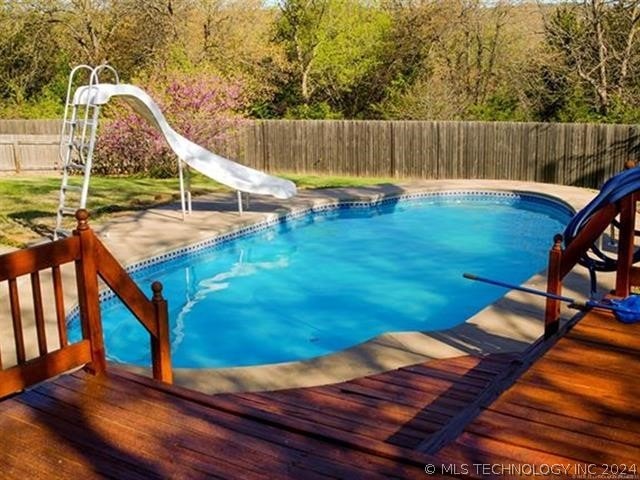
72;191;572;368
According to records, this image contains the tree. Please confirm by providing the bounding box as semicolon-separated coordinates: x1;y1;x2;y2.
0;1;63;104
185;0;287;117
274;0;392;118
379;0;525;120
309;0;391;117
58;0;190;78
542;0;640;119
275;0;330;105
95;71;247;176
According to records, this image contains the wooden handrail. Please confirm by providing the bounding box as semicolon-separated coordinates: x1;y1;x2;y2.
93;235;172;382
94;241;158;337
0;236;79;281
0;209;172;399
73;208;171;382
544;179;638;337
559;203;618;279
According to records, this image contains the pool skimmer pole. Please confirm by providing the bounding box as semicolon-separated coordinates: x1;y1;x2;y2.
462;272;640;323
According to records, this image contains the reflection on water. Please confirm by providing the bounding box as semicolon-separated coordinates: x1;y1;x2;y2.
173;249;290;352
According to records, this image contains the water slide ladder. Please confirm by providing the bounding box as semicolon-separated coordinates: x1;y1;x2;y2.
54;65;119;239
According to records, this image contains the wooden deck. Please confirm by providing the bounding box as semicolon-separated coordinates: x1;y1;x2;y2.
0;352;518;479
434;310;640;478
1;310;638;478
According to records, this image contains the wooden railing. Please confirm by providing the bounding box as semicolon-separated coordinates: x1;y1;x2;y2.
0;209;172;399
544;171;638;338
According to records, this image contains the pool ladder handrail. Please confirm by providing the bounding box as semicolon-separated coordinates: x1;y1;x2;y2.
55;64;120;240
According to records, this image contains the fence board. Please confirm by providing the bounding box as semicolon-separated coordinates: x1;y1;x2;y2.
0;134;59;172
0;119;61;135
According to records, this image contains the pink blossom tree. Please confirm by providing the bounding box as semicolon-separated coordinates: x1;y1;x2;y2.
94;72;246;177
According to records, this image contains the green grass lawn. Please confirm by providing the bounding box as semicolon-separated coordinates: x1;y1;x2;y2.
0;172;394;248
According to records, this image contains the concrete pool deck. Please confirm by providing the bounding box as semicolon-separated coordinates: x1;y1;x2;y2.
0;179;612;393
89;179;609;393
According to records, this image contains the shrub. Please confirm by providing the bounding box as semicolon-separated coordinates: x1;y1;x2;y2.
94;72;246;177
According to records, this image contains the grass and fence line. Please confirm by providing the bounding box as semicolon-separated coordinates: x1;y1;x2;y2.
1;119;638;189
0;172;394;248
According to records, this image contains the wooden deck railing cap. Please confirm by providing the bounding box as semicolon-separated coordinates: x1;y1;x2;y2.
552;234;563;250
152;281;163;299
75;208;90;231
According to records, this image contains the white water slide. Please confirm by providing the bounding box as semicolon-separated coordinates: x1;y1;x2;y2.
74;83;296;200
55;67;295;237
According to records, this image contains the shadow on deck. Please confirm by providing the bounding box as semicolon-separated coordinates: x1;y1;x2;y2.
1;308;638;479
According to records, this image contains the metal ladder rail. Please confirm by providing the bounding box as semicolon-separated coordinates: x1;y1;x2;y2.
56;83;98;236
78;101;101;208
75;66;118;207
55;65;95;238
55;65;120;239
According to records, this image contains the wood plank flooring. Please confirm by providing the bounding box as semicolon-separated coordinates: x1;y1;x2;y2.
1;309;638;478
0;353;516;479
433;310;640;479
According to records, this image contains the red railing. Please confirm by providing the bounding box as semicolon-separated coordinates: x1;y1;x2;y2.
0;209;172;399
544;182;638;338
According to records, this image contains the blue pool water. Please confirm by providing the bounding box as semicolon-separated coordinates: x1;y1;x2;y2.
72;193;572;368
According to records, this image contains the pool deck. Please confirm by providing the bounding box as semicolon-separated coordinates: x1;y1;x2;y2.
95;179;608;393
1;307;637;478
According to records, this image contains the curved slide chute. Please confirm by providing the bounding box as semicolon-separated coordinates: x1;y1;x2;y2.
72;83;296;200
563;166;640;272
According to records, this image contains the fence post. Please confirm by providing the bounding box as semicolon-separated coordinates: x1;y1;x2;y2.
545;234;564;339
151;281;173;383
11;141;21;173
74;209;107;375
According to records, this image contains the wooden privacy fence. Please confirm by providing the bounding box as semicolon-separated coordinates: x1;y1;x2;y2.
0;209;172;399
0;119;62;173
244;120;640;189
2;119;639;189
0;135;60;172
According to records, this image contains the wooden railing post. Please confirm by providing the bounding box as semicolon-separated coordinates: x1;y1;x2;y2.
545;234;564;339
615;161;638;296
615;193;636;297
74;209;107;375
151;281;173;384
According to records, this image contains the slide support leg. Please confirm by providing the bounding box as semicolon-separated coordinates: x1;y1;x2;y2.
178;160;186;220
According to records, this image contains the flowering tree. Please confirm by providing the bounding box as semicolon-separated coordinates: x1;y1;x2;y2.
94;72;246;177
